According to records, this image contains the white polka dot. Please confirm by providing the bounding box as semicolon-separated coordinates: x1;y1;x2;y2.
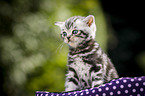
86;91;89;94
80;93;83;96
105;87;109;91
120;85;124;89
132;89;136;93
137;94;141;96
128;84;132;88
131;79;134;82
75;94;77;96
110;92;113;95
112;79;115;81
117;91;121;95
135;83;139;87
68;93;71;95
125;90;128;94
102;93;106;96
109;83;112;85
90;88;93;90
138;78;142;81
116;80;119;84
102;84;106;87
98;88;102;92
126;77;130;79
119;78;122;80
123;79;127;83
113;86;117;90
95;94;99;96
85;89;89;91
92;90;95;93
140;88;144;92
143;82;145;86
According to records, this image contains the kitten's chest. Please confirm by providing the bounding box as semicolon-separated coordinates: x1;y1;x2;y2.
69;56;91;78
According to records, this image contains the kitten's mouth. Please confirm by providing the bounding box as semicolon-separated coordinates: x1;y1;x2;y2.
67;39;75;43
67;40;78;48
68;40;74;43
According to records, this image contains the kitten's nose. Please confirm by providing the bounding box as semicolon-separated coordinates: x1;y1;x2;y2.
67;37;70;40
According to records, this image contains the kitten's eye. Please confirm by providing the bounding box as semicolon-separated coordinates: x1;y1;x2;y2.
72;30;78;34
62;32;67;36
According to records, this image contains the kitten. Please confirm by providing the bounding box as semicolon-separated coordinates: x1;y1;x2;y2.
55;15;119;91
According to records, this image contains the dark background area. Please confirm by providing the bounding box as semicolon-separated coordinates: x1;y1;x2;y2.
100;0;144;77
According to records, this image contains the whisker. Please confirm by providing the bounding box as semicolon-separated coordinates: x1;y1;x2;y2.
55;42;66;54
55;43;63;53
61;44;69;56
59;43;65;51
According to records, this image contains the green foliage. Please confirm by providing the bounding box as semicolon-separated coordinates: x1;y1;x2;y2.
0;0;108;96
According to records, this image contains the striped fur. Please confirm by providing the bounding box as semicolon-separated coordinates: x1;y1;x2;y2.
55;15;118;91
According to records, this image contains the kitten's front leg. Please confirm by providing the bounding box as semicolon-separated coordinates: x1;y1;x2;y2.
65;80;78;91
91;64;104;88
92;78;104;88
65;71;79;91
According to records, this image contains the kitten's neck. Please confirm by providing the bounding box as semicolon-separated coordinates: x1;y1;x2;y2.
69;39;96;54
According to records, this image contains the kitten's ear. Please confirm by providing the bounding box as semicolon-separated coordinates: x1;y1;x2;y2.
55;22;64;28
83;15;95;27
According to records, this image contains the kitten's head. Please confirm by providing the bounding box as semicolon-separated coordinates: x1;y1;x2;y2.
55;15;96;48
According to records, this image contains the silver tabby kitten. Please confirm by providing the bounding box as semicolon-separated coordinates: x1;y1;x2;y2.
55;15;118;91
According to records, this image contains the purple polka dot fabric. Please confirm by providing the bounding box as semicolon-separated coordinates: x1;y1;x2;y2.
36;76;145;96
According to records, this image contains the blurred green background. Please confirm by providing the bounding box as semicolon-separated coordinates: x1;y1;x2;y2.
0;0;144;96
